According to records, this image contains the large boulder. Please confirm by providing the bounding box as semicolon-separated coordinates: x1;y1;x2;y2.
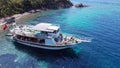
75;3;88;8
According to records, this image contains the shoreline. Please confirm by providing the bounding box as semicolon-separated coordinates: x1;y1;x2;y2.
0;1;74;29
0;12;30;31
0;9;42;31
0;9;42;23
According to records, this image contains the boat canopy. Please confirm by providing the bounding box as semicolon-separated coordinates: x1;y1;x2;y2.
32;23;60;32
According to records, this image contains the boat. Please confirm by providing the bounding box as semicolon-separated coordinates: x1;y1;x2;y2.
10;23;83;50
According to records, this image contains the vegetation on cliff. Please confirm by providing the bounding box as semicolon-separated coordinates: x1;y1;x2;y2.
0;0;73;17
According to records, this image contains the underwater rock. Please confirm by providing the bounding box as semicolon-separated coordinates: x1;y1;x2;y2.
0;53;18;68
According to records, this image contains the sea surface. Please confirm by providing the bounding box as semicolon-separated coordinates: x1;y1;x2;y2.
0;0;120;68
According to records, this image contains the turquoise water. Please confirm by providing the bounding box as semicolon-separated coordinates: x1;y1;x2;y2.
0;0;120;68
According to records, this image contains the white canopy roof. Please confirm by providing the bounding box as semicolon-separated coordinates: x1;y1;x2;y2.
32;23;59;32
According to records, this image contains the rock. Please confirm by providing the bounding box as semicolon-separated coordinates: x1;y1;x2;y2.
75;3;88;8
4;17;15;24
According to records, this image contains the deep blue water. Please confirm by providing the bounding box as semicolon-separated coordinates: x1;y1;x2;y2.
0;0;120;68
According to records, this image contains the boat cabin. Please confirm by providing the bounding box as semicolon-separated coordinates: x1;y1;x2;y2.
32;23;60;38
13;23;63;46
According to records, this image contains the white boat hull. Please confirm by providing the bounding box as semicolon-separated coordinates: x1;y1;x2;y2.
15;41;75;50
14;38;76;50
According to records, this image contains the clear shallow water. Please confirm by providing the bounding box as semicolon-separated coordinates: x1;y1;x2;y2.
0;0;120;68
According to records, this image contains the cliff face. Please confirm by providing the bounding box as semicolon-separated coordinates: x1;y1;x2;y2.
0;0;73;17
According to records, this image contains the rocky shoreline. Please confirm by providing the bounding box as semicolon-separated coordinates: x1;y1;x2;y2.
0;0;87;31
0;0;73;18
0;0;73;30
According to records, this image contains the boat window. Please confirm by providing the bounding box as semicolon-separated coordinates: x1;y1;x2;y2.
56;29;59;33
54;38;59;42
30;38;38;42
53;29;59;34
17;35;39;43
41;31;48;35
39;39;45;44
16;35;21;39
53;30;57;34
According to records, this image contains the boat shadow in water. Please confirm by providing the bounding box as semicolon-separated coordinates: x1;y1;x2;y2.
13;42;79;60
